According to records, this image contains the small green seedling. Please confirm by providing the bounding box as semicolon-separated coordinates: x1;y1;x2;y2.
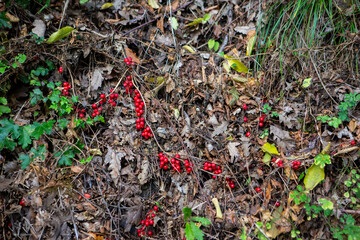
183;207;211;240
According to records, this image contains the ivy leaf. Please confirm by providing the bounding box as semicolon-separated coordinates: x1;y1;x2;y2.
183;207;192;222
19;154;31;169
18;125;35;149
314;153;331;168
191;217;211;227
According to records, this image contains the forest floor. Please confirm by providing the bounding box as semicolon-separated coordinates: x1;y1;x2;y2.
0;0;360;240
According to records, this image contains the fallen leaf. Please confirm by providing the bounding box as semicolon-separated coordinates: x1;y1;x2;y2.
125;48;141;64
46;26;74;44
100;3;114;10
224;55;248;73
261;142;279;155
148;0;160;9
227;142;240;163
304;164;325;190
170;17;178;30
183;45;196;53
32;19;46;38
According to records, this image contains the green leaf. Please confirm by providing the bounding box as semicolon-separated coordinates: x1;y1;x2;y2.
191;217;211;227
170;17;178;30
328;117;342;128
0;12;11;28
202;14;211;23
261;142;279;155
100;3;114;10
318;198;334;210
183;207;192;222
57;118;69;130
263;152;272;165
80;0;88;3
16;54;26;64
57;149;75;166
304;164;325;190
314;153;331;168
185;222;204;240
46;26;75;44
47;82;55;89
19;154;31;169
302;78;312;88
214;41;219;52
0;105;11;116
31;145;46;160
224;55;248;73
208;39;215;50
0;97;7;105
0;119;20;142
18;125;34;149
32;120;55;139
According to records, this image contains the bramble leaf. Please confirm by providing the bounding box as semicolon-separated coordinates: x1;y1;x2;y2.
18;125;35;149
19;154;31;169
183;207;192;222
191;217;211;226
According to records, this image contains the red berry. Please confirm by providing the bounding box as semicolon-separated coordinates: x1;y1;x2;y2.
246;132;251;137
259;122;264;127
255;187;261;192
153;206;159;212
149;219;154;225
175;154;180;159
271;158;276;162
81;109;86;113
163;165;168;170
92;104;97;109
151;213;155;218
137;229;141;233
63;82;69;87
19;199;26;206
259;117;265;122
59;67;63;73
91;113;96;117
244;117;247;122
141;220;145;225
230;184;235;188
351;140;356;145
127;75;132;80
293;165;299;170
243;104;248;110
145;221;149;226
79;113;85;118
100;94;105;99
275;202;280;207
148;231;153;236
211;163;216;168
212;175;217;179
98;107;102;112
111;102;116;107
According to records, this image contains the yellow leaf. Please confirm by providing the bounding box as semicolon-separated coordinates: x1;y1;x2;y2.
185;18;203;27
148;0;160;9
261;142;279;155
211;198;223;219
100;3;114;10
304;164;325;190
231;75;249;83
263;152;271;165
183;45;196;53
224;55;248;73
246;35;256;56
46;26;74;44
223;61;231;73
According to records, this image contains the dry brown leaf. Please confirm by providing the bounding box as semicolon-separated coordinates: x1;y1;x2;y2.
157;16;164;33
70;165;84;174
125;47;141;64
264;181;272;204
227;142;240;163
348;119;358;132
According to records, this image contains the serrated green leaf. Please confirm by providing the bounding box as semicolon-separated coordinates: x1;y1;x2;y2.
100;3;114;10
183;207;192;222
261;142;279;155
0;119;20;141
304;164;325;190
208;39;215;50
318;198;333;210
170;17;178;30
185;222;195;240
19;125;34;149
302;78;312;88
19;154;31;169
191;217;211;227
58;149;75;166
31;145;46;160
185;222;204;240
46;26;75;44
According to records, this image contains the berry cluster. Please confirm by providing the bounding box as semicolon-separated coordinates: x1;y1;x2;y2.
226;177;235;188
124;77;134;94
62;81;71;96
242;104;251;137
158;153;193;174
137;206;159;237
76;108;86;118
124;57;135;67
291;161;301;170
203;162;222;179
272;158;283;168
259;113;266;127
141;126;153;139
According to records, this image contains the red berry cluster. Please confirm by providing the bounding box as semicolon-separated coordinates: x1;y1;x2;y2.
137;206;158;237
291;161;301;170
259;113;266;127
158;153;193;174
226;177;235;188
124;76;134;94
242;104;251;137
272;158;283;168
141;126;153;139
124;57;135;67
62;82;71;96
203;162;222;179
76;108;86;118
59;66;63;73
